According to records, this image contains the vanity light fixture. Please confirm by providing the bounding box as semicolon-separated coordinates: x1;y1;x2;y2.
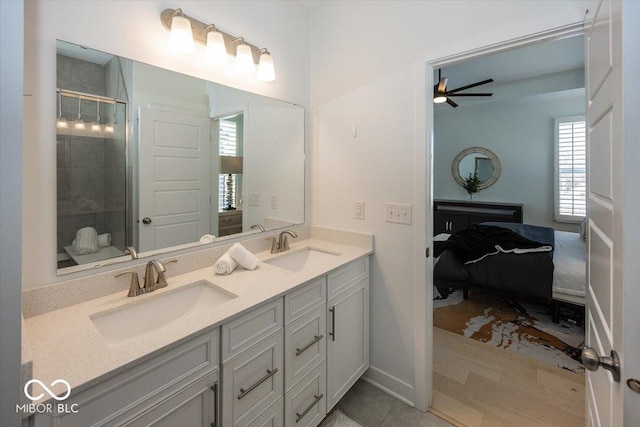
160;8;275;81
204;25;228;65
168;8;195;54
256;49;275;82
234;38;256;75
56;90;68;129
74;98;85;130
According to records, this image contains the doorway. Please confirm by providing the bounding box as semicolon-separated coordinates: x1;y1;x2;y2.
426;28;587;426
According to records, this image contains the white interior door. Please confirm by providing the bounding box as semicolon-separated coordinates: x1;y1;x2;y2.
138;107;210;252
584;0;628;425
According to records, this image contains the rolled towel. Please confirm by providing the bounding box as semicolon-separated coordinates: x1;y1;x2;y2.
97;233;112;248
228;243;260;270
72;227;99;255
215;252;238;275
200;234;216;244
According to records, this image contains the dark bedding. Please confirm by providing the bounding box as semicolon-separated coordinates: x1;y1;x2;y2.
434;223;555;302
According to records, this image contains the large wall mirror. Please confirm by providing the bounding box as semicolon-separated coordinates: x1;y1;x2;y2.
451;146;501;190
56;40;304;274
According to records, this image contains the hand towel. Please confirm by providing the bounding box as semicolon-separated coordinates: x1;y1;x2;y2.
97;233;112;248
200;234;216;244
228;243;260;270
215;252;238;275
72;227;99;255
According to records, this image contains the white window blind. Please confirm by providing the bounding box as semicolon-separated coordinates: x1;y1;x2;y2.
219;119;237;210
555;117;586;222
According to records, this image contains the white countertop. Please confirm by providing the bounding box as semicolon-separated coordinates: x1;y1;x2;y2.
23;238;372;399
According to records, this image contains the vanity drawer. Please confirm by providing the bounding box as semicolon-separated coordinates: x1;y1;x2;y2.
222;330;284;427
284;305;326;392
284;277;326;325
222;299;283;362
327;256;369;299
284;363;326;427
244;398;284;427
36;329;219;427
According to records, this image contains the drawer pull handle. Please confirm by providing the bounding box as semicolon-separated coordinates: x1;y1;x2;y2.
329;306;336;341
238;368;279;400
296;335;324;356
296;394;324;423
210;381;218;427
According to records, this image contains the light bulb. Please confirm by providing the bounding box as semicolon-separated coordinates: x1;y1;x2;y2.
256;51;275;82
104;124;114;133
169;15;195;54
57;118;68;129
91;123;102;132
74;120;86;130
206;30;228;65
235;43;256;75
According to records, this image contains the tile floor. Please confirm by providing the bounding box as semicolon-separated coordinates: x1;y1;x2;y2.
321;380;455;427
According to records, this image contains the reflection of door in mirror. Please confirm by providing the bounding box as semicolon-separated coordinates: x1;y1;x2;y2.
138;108;211;252
475;157;493;182
56;52;130;269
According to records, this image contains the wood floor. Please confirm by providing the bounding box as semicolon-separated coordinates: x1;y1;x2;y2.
431;327;585;427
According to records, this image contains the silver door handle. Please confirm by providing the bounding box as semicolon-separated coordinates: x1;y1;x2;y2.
296;335;324;356
238;368;278;399
581;346;621;382
142;217;152;224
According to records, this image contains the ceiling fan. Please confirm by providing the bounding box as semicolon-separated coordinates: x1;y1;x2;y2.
433;69;494;108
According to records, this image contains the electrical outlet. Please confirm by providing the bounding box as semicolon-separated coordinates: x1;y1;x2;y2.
354;201;365;220
385;203;412;224
248;193;260;207
270;195;278;209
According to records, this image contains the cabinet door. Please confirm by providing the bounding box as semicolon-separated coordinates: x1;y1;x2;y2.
123;370;219;427
326;277;369;411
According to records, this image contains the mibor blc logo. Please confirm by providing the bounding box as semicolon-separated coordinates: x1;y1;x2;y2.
16;379;79;415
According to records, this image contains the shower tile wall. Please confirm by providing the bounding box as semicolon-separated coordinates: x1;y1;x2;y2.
57;55;126;256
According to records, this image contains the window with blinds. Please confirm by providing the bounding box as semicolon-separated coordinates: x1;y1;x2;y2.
555;117;586;222
219;118;238;211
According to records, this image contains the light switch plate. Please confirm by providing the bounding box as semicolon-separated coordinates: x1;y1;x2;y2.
270;195;278;209
385;203;412;224
248;193;260;207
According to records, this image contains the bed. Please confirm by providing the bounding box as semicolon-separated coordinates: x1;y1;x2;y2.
434;222;586;322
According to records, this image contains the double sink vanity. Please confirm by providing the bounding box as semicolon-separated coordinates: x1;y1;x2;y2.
23;227;372;427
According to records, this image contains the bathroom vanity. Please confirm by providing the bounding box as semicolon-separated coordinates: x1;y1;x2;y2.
24;229;371;427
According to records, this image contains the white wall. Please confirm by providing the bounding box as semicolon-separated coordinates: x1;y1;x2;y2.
0;1;23;422
309;0;590;405
23;0;310;289
434;88;585;231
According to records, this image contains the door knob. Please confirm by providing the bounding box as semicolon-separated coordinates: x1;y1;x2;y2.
142;217;152;224
627;379;640;393
581;346;621;382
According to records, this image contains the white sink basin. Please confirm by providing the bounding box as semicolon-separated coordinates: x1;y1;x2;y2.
91;280;237;344
264;247;340;273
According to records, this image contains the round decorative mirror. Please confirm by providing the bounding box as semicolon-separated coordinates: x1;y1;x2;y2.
452;147;501;190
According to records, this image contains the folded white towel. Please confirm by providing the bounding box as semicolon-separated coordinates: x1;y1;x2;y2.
228;243;260;270
97;233;112;248
72;227;99;255
214;252;238;275
200;234;216;244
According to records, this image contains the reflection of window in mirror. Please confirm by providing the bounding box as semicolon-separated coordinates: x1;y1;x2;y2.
218;114;244;211
475;157;493;182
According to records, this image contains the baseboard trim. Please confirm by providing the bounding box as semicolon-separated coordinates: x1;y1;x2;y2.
362;366;415;407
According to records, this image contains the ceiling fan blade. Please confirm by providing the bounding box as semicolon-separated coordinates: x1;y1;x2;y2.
448;93;493;97
437;77;448;93
447;78;494;94
446;98;458;108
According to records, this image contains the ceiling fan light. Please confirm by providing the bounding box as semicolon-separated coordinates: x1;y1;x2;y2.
433;95;447;104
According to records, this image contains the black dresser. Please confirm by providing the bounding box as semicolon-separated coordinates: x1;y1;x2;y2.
433;199;523;235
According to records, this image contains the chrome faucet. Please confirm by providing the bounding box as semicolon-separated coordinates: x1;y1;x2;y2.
267;230;298;254
250;224;266;232
143;259;177;293
115;271;143;297
124;246;138;260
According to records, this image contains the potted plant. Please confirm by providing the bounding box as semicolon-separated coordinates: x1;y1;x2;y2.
462;172;482;200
